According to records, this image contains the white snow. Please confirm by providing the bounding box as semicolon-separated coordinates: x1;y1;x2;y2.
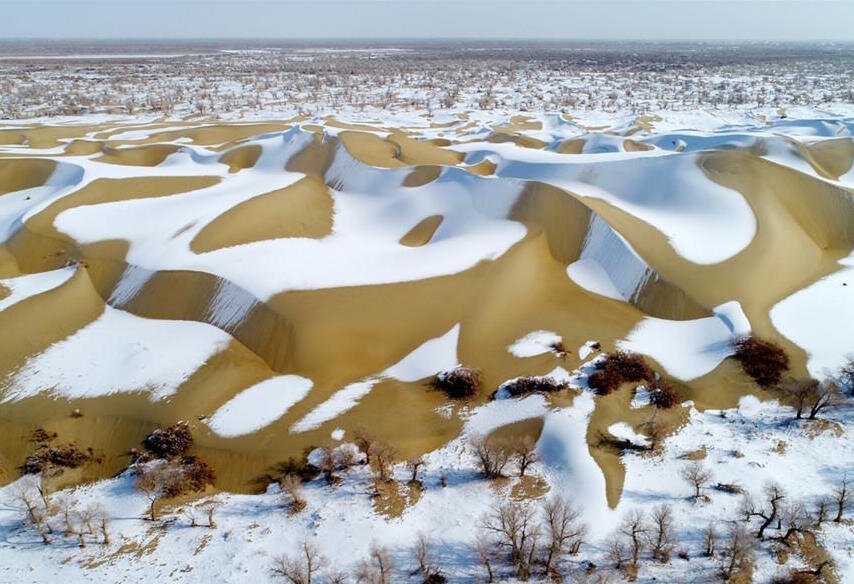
507;330;562;358
770;255;854;379
206;375;314;437
0;266;76;313
4;306;232;401
618;301;751;381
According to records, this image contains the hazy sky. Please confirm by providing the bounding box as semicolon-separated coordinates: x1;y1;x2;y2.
1;1;853;41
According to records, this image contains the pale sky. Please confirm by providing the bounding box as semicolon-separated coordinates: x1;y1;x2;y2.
1;1;853;41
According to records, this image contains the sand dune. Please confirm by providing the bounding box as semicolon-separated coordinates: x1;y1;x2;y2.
0;114;852;500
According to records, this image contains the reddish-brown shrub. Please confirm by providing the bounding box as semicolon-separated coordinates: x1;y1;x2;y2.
432;367;481;399
732;336;790;387
21;443;89;474
588;351;654;395
502;376;569;398
181;456;217;492
143;423;194;458
649;381;680;409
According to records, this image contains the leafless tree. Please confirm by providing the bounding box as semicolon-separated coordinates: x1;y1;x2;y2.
773;502;811;547
619;509;648;575
512;436;539;477
833;475;849;522
356;544;395;584
134;462;183;521
741;482;786;539
541;496;586;576
273;540;326;584
680;462;713;499
649;504;674;563
482;500;540;580
719;525;754;581
353;427;376;466
406;457;425;484
814;496;830;526
470;435;511;479
473;533;496;583
702;522;717;557
412;532;436;577
368;441;397;483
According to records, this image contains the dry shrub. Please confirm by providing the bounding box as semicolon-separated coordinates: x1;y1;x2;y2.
143;422;193;458
502;376;569;398
732;336;790;387
470;435;512;479
589;351;654;395
432;367;481;399
649;380;679;409
22;443;89;474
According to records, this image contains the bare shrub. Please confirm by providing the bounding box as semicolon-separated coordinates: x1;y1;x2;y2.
470;435;511;479
780;378;842;420
431;367;481;399
354;427;377;466
648;380;679;409
199;500;222;528
281;474;306;514
588;351;654;395
541;496;586;576
680;462;713;499
143;422;193;458
134;457;215;520
732;336;790;387
482;500;539;580
501;376;568;398
21;443;89;475
273;540;325;584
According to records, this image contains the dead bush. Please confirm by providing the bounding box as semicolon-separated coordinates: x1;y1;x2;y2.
732;336;790;387
281;474;307;514
648;381;679;409
431;367;481;399
21;443;89;474
143;422;193;458
501;376;569;398
273;539;325;584
589;351;654;395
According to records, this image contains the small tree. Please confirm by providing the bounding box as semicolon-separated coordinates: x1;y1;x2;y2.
719;525;754;581
839;356;854;393
703;522;717;557
680;462;713;499
619;509;648;576
470;435;511;479
833;475;849;522
742;482;786;539
369;441;397;483
512;436;539;477
482;501;540;580
273;540;325;584
807;381;841;420
413;532;435;577
134;463;178;521
473;533;496;583
353;427;377;466
356;544;395;584
649;504;674;563
406;457;425;484
541;496;586;576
